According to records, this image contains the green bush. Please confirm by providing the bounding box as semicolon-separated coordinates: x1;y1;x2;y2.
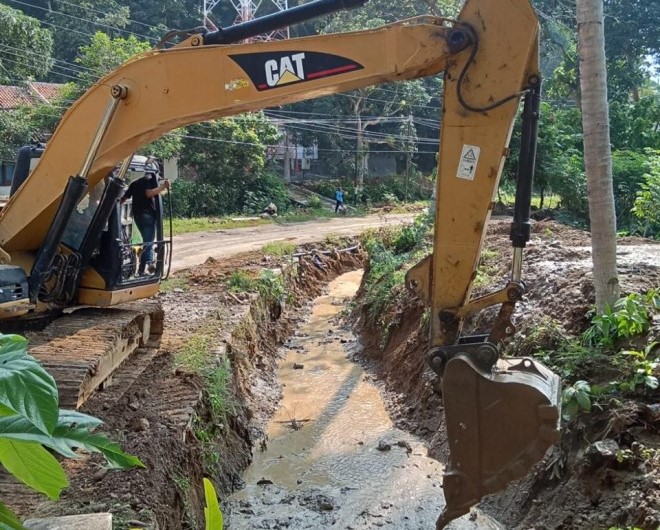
632;150;660;238
612;150;652;229
165;170;290;218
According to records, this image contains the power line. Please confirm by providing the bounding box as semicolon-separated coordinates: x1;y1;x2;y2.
7;0;157;43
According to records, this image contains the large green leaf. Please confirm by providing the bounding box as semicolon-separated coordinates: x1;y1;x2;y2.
0;334;58;435
203;478;224;530
0;500;27;530
0;439;68;499
51;428;145;469
0;411;142;468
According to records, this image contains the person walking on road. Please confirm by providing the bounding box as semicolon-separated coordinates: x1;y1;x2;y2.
334;186;345;213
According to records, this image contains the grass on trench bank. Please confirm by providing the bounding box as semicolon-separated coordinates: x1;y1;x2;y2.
174;334;235;418
261;240;297;256
171;216;271;235
161;276;190;293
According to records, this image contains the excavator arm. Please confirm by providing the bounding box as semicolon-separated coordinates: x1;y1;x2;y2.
0;11;468;252
0;0;560;526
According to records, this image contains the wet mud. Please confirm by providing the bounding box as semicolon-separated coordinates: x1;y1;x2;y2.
227;271;501;530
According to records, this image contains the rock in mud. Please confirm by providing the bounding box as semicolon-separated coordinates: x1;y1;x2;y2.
583;439;620;468
257;478;274;486
377;440;392;451
293;363;304;370
132;418;150;432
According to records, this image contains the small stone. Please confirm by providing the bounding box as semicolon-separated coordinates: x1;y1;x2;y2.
257;478;273;486
128;401;139;411
396;440;413;454
297;479;303;484
377;440;391;452
293;363;304;370
469;511;478;521
173;288;184;293
92;468;108;482
584;439;619;467
319;501;334;511
133;418;150;432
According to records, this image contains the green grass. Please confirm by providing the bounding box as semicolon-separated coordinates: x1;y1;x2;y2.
227;270;258;292
160;276;190;293
497;192;561;209
171;216;271;235
174;335;212;373
261;241;296;256
174;334;235;419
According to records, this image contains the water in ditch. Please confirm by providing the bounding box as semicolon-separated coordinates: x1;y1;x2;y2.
227;270;502;530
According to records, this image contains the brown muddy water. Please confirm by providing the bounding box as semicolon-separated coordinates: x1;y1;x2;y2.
227;271;502;530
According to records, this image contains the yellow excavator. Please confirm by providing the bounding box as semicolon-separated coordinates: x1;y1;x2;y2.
0;0;561;526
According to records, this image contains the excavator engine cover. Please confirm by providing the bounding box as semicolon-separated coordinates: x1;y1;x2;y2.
437;355;560;526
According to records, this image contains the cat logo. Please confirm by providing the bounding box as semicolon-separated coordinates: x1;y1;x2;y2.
265;52;306;87
229;51;364;92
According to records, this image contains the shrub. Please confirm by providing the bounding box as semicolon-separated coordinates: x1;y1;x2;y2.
631;150;660;238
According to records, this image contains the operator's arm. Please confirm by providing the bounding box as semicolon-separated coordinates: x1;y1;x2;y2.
145;177;170;199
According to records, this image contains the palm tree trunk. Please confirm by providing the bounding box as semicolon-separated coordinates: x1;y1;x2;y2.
577;0;620;312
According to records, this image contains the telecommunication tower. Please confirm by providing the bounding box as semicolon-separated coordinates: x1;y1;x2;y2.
203;0;290;40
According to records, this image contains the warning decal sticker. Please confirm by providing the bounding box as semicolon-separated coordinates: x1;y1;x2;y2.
457;144;480;180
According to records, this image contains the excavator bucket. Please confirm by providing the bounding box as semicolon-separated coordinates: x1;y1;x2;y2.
436;355;561;528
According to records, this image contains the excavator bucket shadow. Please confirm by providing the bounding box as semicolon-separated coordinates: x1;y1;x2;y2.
436;355;561;529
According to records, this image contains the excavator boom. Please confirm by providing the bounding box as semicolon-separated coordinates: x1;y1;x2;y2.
0;17;468;252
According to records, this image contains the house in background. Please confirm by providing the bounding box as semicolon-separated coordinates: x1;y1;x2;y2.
0;81;64;195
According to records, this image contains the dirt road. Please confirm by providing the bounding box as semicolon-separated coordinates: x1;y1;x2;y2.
170;213;415;272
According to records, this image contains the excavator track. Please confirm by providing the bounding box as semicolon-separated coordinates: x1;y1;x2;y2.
24;299;163;409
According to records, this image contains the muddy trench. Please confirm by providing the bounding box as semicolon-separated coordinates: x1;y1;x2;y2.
226;270;500;530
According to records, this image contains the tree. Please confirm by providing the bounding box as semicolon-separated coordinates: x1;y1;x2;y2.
0;5;53;83
176;113;284;215
75;32;183;158
577;0;620;312
0;108;34;164
46;0;133;68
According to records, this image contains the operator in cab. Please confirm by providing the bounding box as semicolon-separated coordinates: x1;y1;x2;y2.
121;157;169;275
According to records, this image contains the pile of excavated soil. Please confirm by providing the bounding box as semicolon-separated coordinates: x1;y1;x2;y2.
354;217;660;530
10;244;364;529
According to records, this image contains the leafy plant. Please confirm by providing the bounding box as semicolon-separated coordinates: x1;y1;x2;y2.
561;380;592;421
203;478;224;530
0;334;143;528
615;343;659;393
257;269;290;306
583;293;651;347
227;270;258;293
